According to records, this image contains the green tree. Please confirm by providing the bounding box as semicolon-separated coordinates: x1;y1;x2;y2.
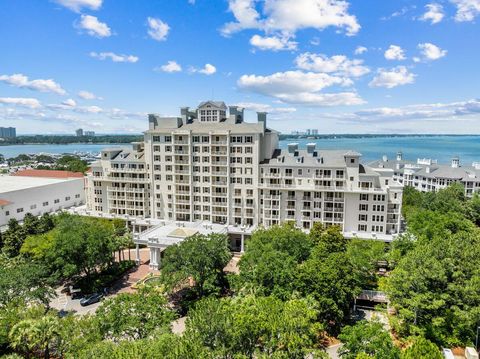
401;337;442;359
161;233;232;298
338;320;400;359
94;287;175;341
2;219;26;258
187;295;324;358
9;315;62;359
309;223;348;254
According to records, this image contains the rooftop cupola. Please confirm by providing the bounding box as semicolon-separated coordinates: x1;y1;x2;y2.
396;151;403;161
451;156;460;168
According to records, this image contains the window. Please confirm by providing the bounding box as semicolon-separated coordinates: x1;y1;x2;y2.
65;196;71;201
5;211;9;216
165;136;172;143
30;204;37;210
43;201;49;206
17;208;24;213
54;199;60;204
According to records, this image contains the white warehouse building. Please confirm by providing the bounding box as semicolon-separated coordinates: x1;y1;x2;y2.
85;101;403;268
0;170;85;229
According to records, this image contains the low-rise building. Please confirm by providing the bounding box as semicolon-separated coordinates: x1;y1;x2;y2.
370;152;480;197
85;101;403;267
0;170;85;228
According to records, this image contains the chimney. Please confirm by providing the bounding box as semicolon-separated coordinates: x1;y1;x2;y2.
306;143;316;155
451;156;460;168
287;143;298;156
396;151;403;161
382;155;388;162
257;112;267;131
229;106;244;123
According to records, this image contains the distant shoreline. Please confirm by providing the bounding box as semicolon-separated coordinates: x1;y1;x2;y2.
1;133;479;146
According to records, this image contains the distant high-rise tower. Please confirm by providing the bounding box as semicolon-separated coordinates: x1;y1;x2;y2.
0;127;16;138
76;128;84;137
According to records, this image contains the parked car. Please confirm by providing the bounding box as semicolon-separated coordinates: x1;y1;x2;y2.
79;292;104;306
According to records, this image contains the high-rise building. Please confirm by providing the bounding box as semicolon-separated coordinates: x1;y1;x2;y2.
312;129;319;135
0;127;16;138
76;128;84;137
85;101;403;267
84;131;95;136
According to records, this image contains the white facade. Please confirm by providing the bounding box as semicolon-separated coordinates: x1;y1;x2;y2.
370;152;480;197
0;175;85;228
86;101;403;258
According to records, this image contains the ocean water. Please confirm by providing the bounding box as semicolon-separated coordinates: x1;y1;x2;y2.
1;136;479;165
278;136;480;164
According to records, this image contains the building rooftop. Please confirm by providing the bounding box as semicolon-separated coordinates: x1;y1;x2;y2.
261;149;362;167
0;175;81;194
12;169;84;179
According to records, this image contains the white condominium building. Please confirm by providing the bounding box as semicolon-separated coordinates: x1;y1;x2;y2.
86;101;403;263
370;152;480;197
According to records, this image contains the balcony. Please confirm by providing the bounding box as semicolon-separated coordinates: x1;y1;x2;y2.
212;160;228;166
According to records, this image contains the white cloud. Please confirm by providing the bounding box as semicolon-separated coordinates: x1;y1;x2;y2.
0;73;66;95
54;0;102;12
354;46;367;55
156;61;182;73
192;63;217;75
339;99;480;123
420;3;445;24
295;53;370;77
237;70;363;106
418;42;447;60
76;15;111;38
0;97;41;109
369;66;416;88
222;0;360;37
78;90;100;100
451;0;480;21
384;45;406;60
62;98;77;107
249;34;297;51
147;17;170;41
235;102;297;114
89;52;139;63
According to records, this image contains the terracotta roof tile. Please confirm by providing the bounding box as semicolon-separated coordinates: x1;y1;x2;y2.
0;199;12;206
12;169;84;179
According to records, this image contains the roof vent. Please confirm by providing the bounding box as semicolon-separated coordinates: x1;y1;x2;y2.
287;143;299;155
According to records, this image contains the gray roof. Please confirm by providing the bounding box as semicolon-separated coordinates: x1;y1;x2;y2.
369;158;480;182
198;101;227;109
261;149;357;168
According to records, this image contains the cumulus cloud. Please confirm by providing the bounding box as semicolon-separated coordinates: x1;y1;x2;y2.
235;102;297;114
354;46;367;55
78;90;100;100
369;66;416;88
418;42;447;60
155;61;182;73
384;45;406;60
0;97;41;108
420;3;445;24
238;70;364;106
54;0;102;12
62;98;77;107
338;99;480;123
76;15;111;38
0;73;66;95
295;53;370;77
191;64;217;75
451;0;480;22
147;17;170;41
249;34;297;51
89;52;139;63
222;0;360;38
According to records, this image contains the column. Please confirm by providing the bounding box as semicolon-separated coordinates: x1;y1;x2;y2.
156;248;162;269
135;244;140;265
240;234;245;253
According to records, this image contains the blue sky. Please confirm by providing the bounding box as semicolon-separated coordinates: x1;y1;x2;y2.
0;0;479;134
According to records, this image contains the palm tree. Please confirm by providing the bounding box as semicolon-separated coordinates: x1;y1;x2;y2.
9;315;62;359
